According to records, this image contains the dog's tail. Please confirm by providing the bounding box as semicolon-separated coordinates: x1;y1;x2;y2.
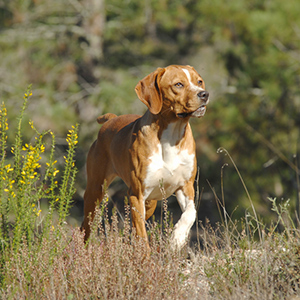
97;113;117;124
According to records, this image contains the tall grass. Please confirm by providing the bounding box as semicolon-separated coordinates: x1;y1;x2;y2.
0;89;300;299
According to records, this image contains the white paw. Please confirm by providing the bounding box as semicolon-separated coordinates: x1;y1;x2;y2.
170;204;196;250
171;224;188;250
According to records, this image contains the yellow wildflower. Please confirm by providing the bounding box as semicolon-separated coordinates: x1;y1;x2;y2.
53;169;59;177
5;164;13;173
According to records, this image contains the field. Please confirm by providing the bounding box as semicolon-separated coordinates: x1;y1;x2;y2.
0;90;300;299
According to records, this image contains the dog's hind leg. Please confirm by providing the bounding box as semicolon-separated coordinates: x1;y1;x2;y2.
81;141;116;242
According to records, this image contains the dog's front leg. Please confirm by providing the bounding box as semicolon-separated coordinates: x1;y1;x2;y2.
129;195;149;244
172;184;196;249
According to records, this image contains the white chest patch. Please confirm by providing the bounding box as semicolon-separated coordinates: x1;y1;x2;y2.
143;124;195;201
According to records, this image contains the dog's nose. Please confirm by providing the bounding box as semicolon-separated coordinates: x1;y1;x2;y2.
197;91;209;102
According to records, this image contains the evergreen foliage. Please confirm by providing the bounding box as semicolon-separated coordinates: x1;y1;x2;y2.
0;0;299;222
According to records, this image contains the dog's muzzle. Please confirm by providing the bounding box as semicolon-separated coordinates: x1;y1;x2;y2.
177;90;209;119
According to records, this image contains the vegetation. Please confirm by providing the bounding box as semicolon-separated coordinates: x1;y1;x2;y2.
0;89;299;299
1;0;299;223
0;1;300;298
0;89;79;291
2;195;300;299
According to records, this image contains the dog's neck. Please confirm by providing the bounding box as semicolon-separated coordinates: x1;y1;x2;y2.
142;109;189;145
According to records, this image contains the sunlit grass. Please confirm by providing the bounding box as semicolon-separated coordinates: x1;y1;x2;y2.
0;88;299;299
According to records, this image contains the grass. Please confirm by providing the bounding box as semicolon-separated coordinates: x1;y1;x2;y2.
0;89;300;299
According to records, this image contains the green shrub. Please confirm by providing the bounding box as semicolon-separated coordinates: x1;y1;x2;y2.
0;86;78;284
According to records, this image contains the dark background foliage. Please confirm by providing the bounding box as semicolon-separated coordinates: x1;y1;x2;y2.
1;0;299;226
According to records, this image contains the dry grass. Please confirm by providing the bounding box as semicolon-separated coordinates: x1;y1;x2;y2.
1;201;300;300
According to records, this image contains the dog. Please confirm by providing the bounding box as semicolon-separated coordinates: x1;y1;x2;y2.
82;65;209;249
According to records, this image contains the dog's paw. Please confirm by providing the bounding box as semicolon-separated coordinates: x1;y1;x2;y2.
171;224;188;250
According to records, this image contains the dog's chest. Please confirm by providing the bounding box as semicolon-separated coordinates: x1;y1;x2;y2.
144;134;194;201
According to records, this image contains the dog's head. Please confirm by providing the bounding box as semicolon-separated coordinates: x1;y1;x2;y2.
135;65;209;118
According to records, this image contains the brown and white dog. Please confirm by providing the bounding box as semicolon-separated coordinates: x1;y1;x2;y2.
82;65;209;249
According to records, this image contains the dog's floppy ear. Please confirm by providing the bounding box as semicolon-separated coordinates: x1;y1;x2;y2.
135;67;165;115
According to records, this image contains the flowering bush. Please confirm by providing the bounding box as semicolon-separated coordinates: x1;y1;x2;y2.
0;86;78;254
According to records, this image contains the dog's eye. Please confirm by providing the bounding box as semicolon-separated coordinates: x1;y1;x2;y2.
175;82;184;88
197;80;203;85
